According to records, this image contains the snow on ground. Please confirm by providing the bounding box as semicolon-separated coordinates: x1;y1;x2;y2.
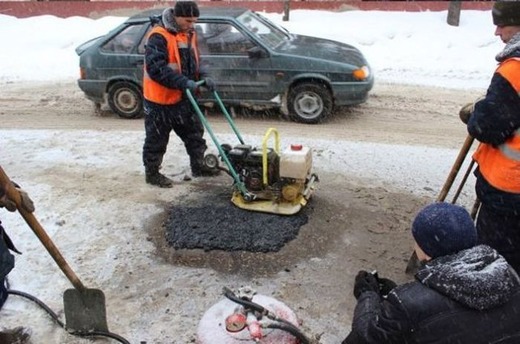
0;7;496;343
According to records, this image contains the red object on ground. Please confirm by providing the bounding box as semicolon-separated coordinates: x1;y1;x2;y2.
197;293;301;344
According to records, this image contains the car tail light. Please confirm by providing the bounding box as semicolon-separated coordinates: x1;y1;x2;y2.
79;67;86;80
353;66;370;81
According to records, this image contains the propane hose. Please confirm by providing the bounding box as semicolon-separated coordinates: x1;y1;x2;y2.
265;322;311;344
6;288;131;344
222;287;313;344
223;287;266;314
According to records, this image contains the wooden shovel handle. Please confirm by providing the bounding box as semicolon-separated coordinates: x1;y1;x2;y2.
407;135;476;274
436;135;475;202
0;166;85;291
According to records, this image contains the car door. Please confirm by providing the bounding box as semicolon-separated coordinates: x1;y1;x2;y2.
197;21;278;105
95;22;148;85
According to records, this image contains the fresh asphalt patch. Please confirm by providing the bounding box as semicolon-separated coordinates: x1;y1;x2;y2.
164;182;309;252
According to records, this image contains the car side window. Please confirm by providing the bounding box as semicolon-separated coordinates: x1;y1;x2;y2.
195;24;209;55
138;25;152;54
199;23;255;55
100;23;147;54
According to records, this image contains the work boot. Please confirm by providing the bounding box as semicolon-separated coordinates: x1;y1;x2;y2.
145;170;173;188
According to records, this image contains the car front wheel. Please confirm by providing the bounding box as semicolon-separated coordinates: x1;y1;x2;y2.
288;82;333;124
107;81;143;119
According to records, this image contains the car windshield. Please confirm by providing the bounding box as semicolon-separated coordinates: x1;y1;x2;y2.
236;11;289;49
256;13;291;37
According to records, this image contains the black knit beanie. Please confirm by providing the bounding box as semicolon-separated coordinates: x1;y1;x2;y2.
493;0;520;26
174;1;200;18
412;202;477;259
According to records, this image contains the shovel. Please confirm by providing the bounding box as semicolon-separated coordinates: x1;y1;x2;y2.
405;135;476;274
0;166;108;333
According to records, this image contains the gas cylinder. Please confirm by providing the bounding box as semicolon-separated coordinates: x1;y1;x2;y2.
196;287;303;344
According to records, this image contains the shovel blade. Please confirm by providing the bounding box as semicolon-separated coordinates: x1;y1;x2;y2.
63;288;109;333
405;251;421;275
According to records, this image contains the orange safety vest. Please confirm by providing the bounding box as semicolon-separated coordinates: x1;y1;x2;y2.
143;26;199;105
473;58;520;193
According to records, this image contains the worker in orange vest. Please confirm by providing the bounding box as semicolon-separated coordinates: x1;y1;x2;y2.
142;1;217;188
460;0;520;272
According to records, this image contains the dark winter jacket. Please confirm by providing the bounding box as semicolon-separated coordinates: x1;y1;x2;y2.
468;32;520;211
0;221;15;308
350;245;520;344
469;33;520;147
144;9;205;99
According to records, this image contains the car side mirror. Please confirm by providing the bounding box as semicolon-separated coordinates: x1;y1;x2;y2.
248;46;268;59
149;15;161;25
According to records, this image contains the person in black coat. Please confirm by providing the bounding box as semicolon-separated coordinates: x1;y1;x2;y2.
0;179;32;343
0;220;14;309
343;202;520;344
0;218;31;343
0;179;32;309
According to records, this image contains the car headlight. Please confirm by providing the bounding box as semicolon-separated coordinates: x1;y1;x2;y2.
353;66;370;81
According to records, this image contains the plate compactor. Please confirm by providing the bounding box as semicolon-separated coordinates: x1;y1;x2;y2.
187;82;319;216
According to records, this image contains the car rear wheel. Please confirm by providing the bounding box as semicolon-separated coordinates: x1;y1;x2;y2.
288;82;333;124
107;81;143;119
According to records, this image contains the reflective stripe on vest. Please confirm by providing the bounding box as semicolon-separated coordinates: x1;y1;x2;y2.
501;128;520;160
143;26;199;105
473;58;520;193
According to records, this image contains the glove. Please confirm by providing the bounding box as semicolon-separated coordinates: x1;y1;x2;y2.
185;80;198;92
459;95;485;124
0;195;16;212
353;270;380;299
376;276;397;296
0;182;35;213
203;78;216;92
18;188;35;213
0;181;16;212
459;102;474;124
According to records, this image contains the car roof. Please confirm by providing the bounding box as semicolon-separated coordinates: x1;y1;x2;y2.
127;7;249;23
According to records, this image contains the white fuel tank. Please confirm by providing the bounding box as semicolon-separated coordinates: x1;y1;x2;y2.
279;144;312;180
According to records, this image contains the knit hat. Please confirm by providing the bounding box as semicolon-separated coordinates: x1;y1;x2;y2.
411;202;477;259
492;1;520;27
174;1;200;18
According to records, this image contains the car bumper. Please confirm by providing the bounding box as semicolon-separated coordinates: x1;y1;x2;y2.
332;79;374;106
77;79;108;104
